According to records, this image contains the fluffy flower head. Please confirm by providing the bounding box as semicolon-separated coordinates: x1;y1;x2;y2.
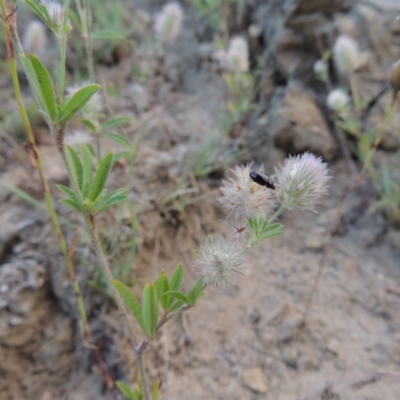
40;0;70;34
23;20;47;57
154;2;183;43
326;88;349;112
194;235;246;288
333;35;359;74
274;152;330;211
227;36;249;73
64;130;92;147
218;164;275;220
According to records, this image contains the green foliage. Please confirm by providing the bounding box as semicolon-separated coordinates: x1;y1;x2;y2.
19;52;100;130
112;265;205;339
59;146;127;215
58;84;101;125
116;380;161;400
369;162;400;226
248;218;284;247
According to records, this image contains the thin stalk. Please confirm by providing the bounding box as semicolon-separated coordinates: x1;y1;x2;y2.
302;94;398;323
267;205;285;225
75;0;95;81
90;220;149;400
349;71;360;113
58;0;70;97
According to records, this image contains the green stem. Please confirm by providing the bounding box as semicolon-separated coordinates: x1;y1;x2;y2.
90;220;150;400
267;205;285;225
56;0;70;98
75;0;95;81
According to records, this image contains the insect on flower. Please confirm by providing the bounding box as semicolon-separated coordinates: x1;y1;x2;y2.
249;171;276;190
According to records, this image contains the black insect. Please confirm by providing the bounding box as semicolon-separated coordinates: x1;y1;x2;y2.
249;170;276;190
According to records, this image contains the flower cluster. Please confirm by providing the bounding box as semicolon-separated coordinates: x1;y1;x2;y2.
154;2;184;43
41;0;71;35
195;152;330;287
333;35;359;74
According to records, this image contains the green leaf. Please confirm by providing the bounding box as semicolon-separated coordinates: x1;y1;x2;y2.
169;300;185;313
101;116;133;130
59;198;82;212
57;184;79;202
28;54;57;121
116;381;138;400
81;118;98;132
65;145;83;189
103;132;132;148
25;1;50;25
142;284;158;339
169;264;184;291
160;277;170;312
58;84;101;125
154;273;167;300
187;280;205;307
89;152;113;201
92;30;125;40
163;291;188;305
81;145;92;190
112;280;145;333
96;189;127;214
83;198;97;214
113;151;133;162
19;56;49;125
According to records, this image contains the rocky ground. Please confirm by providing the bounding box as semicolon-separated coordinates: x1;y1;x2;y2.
0;0;400;399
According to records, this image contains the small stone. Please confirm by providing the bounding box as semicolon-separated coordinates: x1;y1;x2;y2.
241;367;268;393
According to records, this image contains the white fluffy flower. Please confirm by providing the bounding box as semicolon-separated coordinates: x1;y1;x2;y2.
64;130;92;147
194;235;246;288
41;0;70;33
326;88;350;112
218;165;276;220
274;152;331;211
154;3;184;43
23;20;47;57
333;35;359;74
227;36;249;73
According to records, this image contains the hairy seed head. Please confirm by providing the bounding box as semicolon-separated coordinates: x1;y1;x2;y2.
154;2;184;43
326;88;350;113
194;236;246;288
333;35;359;74
218;164;276;220
227;36;249;73
23;20;47;57
274;152;331;211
